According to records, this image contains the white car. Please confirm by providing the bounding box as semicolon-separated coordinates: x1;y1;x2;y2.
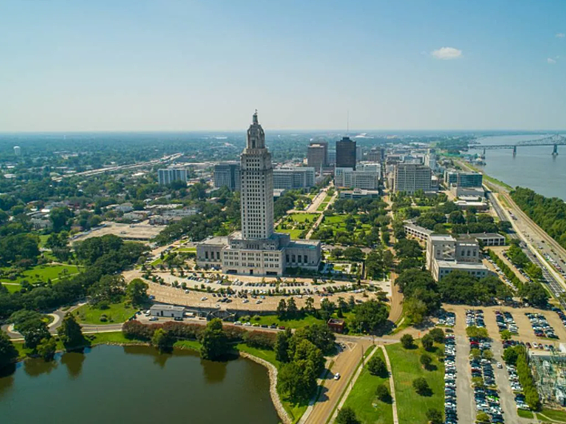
334;373;341;380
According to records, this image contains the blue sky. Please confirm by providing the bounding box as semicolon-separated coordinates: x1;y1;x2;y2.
0;0;564;131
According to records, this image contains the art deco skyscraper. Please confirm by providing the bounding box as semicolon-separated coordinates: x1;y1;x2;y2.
240;111;275;239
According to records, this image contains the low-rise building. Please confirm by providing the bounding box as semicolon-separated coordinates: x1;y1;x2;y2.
328;318;346;333
404;221;433;242
339;189;380;199
150;304;185;318
272;167;315;189
466;233;506;246
426;234;488;281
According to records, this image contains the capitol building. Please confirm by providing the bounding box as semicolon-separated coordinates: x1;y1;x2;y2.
196;112;322;276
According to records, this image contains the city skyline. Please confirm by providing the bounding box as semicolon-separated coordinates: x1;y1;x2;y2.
1;0;565;132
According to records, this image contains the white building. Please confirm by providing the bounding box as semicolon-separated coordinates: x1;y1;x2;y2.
196;112;321;276
150;304;185;318
426;234;488;281
158;167;189;185
335;165;380;190
273;167;315;190
392;163;434;194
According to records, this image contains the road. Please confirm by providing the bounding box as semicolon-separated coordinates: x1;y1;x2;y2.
491;340;526;424
304;337;376;424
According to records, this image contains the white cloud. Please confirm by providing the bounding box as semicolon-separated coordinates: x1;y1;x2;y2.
556;33;565;38
547;58;557;64
431;47;463;60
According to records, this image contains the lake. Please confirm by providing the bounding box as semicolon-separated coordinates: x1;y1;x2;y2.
471;134;566;201
0;345;280;424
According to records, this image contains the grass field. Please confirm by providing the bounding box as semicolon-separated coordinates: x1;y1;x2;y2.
537;408;566;423
386;342;445;424
276;213;319;239
245;313;325;329
317;202;329;211
75;302;138;325
343;348;394;424
0;264;81;285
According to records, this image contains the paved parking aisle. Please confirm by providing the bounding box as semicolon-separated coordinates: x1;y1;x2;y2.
491;340;527;424
453;309;475;424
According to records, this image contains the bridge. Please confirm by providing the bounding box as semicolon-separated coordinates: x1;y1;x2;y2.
469;134;566;156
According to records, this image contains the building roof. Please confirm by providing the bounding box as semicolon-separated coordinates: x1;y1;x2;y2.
430;234;455;242
467;233;505;239
150;304;186;312
435;261;487;270
199;236;229;246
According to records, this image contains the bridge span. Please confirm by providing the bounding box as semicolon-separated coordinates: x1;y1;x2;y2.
469;134;566;156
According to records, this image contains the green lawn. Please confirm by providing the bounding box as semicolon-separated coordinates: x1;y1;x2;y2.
245;313;325;329
517;409;534;419
343;348;394;424
538;408;566;423
176;247;196;253
275;228;304;239
0;264;81;286
1;283;22;293
386;342;445;424
75;302;139;325
38;234;51;248
317;202;329;211
288;213;318;222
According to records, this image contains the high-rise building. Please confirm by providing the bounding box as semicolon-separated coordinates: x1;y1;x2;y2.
13;146;21;156
240;111;275;240
307;142;328;171
336;137;356;169
335;165;380;190
214;162;241;191
367;147;384;162
196;112;321;276
356;146;364;162
273;167;315;189
158;167;189;185
327;150;336;165
392;163;433;194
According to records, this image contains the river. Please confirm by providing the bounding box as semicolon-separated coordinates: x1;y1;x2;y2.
0;345;280;424
470;134;566;201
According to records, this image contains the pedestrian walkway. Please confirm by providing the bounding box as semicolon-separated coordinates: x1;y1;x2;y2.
380;345;399;424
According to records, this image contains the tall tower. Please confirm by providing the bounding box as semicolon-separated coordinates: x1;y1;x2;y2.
240;111;274;239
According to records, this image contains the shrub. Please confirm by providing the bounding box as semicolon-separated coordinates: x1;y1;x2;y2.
97;301;110;310
426;409;443;424
244;331;277;350
420;353;432;369
421;334;434;351
428;328;445;343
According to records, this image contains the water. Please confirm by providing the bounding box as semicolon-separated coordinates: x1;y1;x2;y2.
470;134;566;200
0;345;279;424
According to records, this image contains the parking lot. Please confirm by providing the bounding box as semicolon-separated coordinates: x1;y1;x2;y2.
444;305;566;424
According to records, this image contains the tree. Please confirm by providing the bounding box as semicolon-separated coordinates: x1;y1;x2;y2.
294;339;325;375
277;360;318;402
17;318;50;350
36;337;56;361
401;334;414;349
420;353;432;370
126;278;149;306
413;377;430;395
200;318;228;360
88;274;127;305
476;412;490;423
336;407;361;424
287;297;299;318
350;300;388;333
0;330;18;370
57;313;84;349
275;329;291;363
503;347;519;365
429;328;445;344
343;247;364;262
426;409;443;424
500;329;512;341
520;282;549;307
375;383;391;402
470;348;481;360
482;349;494;360
405;298;428;325
277;299;287;319
421;334;434;351
152;328;173;352
367;355;387;377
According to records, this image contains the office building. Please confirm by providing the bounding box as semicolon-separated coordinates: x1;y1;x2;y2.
335;167;379;190
356;146;364;162
367;147;384;163
273;167;315;190
426;234;488;281
327;150;336;165
307;142;328;171
196;112;321;276
392;163;433;194
214;162;241;191
336;137;356;169
158;167;189;185
457;172;483;188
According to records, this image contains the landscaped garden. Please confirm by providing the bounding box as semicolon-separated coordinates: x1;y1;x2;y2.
0;264;82;292
75;301;138;325
276;213;319;239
